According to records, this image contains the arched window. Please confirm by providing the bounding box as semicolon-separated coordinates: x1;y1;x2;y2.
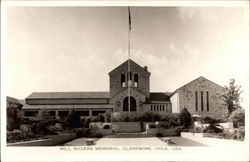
134;74;138;87
121;74;125;87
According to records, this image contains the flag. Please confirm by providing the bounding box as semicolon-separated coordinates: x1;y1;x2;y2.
128;7;131;31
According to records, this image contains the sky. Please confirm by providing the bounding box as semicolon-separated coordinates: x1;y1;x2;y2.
6;6;249;108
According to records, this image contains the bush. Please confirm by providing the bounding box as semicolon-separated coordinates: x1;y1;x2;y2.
158;122;170;129
148;124;156;128
98;114;105;123
104;113;111;122
94;132;103;138
179;108;191;128
7;129;41;143
229;109;245;128
192;127;203;133
75;128;91;138
203;125;223;133
32;119;60;135
7;107;21;131
103;124;111;129
156;132;163;137
175;126;185;136
66;110;81;128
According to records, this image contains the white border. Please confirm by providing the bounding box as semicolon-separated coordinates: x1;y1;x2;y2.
1;1;249;161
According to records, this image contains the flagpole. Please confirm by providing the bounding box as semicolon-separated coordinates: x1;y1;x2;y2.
128;7;131;112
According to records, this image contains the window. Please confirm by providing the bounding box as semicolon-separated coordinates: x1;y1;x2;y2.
92;111;106;116
127;71;132;80
48;111;55;116
156;105;159;111
58;111;69;119
201;91;204;111
207;91;209;111
78;111;89;116
134;74;138;87
24;111;38;117
154;105;156;111
195;91;198;111
121;74;125;87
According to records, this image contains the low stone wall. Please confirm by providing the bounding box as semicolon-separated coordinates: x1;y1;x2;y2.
146;128;178;136
7;133;76;146
194;122;234;129
112;122;142;133
90;128;112;136
181;132;244;147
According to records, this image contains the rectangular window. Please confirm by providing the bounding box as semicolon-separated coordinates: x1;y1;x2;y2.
58;111;69;119
78;111;89;116
24;111;38;117
92;111;106;116
151;105;152;111
154;105;156;111
48;111;55;116
207;91;209;111
195;91;198;111
201;91;204;111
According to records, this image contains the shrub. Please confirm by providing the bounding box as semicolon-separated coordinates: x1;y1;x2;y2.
98;114;105;123
229;109;245;128
179;108;191;128
93;132;103;138
104;113;111;122
148;124;156;128
32;119;60;135
7;107;21;131
192;127;203;133
175;126;185;136
75;128;91;138
103;124;111;129
158;122;170;129
203;124;223;133
66;110;81;128
156;132;163;137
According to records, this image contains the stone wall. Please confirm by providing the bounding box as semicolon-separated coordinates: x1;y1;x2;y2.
111;88;146;112
177;77;227;118
109;60;150;99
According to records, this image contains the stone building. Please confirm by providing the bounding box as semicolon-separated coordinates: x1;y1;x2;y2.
170;76;227;118
19;59;226;119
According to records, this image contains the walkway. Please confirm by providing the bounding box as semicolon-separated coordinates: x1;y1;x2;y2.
63;137;206;146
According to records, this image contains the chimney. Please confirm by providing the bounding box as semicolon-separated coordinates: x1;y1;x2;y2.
143;66;148;71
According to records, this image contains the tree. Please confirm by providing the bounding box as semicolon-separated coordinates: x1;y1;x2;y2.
7;107;20;131
229;108;245;128
66;109;81;128
179;108;191;129
222;79;242;115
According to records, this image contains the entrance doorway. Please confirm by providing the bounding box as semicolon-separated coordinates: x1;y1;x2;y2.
123;96;136;111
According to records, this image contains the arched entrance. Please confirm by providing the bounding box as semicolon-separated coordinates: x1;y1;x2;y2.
123;96;136;111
